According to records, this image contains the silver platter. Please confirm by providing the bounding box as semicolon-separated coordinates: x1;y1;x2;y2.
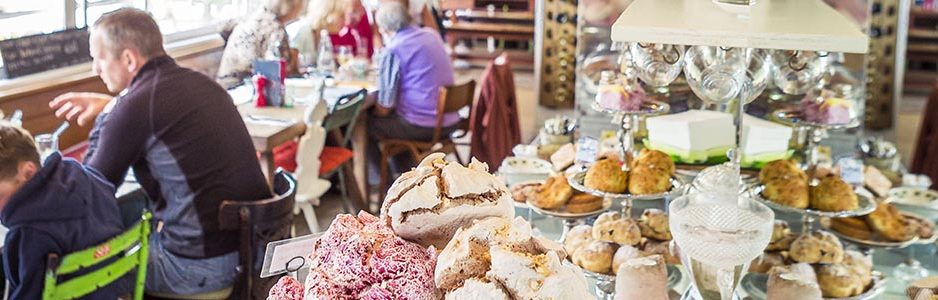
567;171;684;201
528;197;613;219
740;271;886;300
770;108;862;130
590;99;671;116
747;184;876;218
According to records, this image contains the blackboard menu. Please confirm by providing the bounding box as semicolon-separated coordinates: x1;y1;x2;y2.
0;29;92;79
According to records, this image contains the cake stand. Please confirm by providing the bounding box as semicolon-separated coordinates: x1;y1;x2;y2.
590;100;670;170
770;108;861;170
567;168;684;217
574;263;683;299
746;184;876;233
739;271;886;300
528;198;613;242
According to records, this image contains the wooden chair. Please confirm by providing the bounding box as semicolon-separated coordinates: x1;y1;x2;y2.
377;80;476;201
219;170;297;300
319;89;368;214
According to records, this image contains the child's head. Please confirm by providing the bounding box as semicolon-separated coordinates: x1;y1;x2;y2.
0;122;40;208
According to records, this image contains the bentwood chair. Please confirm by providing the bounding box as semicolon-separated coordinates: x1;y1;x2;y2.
43;212;152;300
376;80;476;201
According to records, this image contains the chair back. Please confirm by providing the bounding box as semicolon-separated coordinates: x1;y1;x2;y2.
432;80;476;143
322;89;368;147
218;170;297;300
43;212;152;300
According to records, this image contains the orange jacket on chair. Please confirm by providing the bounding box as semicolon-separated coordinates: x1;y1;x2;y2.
470;53;521;168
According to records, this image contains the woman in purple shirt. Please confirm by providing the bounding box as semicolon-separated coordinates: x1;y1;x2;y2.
368;1;456;175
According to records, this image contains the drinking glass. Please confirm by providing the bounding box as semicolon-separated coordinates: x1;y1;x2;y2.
683;46;771;105
670;191;774;300
770;50;832;95
35;134;58;163
336;46;354;67
628;42;686;87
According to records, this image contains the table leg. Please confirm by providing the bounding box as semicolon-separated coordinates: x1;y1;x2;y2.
259;150;276;187
351;112;370;211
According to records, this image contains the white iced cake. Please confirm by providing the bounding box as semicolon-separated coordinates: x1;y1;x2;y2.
645;110;792;166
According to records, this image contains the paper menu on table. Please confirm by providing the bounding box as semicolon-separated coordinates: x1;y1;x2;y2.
261;233;322;278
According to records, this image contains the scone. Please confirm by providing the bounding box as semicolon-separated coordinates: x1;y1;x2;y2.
630;149;675;175
866;202;915;242
766;263;823;300
566;194;604;213
810;175;859;212
749;252;788;274
906;214;935;240
572;240;617;274
767;220;796;251
641;239;681;265
592;212;642;246
759;159;808;183
830;217;874;240
639;209;672;241
790;230;844;264
842;250;873;287
762;177;810;209
564;225;594;257
817;264;865;298
611;244;643;275
628;168;672;195
584;157;629;193
510;182;541;203
532;175;574;210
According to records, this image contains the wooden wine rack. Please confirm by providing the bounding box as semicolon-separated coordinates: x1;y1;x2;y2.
534;0;578;108
865;0;900;130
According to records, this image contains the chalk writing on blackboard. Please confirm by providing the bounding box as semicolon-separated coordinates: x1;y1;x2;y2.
0;29;92;79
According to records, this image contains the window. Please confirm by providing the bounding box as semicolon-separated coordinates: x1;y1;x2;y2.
0;0;68;39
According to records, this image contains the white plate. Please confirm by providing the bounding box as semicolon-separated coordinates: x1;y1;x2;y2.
498;157;552;186
888;187;938;210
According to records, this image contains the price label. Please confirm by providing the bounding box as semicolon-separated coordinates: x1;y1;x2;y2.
260;233;321;278
576;136;599;164
837;158;864;186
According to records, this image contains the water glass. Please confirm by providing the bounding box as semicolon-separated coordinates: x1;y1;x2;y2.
35;134;58;163
770;50;832;95
336;46;354;67
684;46;771;105
629;43;686;87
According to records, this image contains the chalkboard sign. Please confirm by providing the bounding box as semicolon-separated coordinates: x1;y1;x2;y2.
0;29;91;79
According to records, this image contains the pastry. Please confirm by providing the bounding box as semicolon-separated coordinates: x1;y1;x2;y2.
842;250;873;287
866;202;915;242
631;149;676;175
639;209;672;241
592;211;642;246
304;212;438;299
641;239;682;265
381;153;514;249
611;244;643;275
532;175;574;210
550;143;576;172
572;240;617;274
762;177;810;209
566;194;604;213
614;255;669;300
511;182;541;203
810;175;859;212
907;214;935;239
749;252;788;274
802;97;853;125
830;217;874;240
268;276;305;300
435;217;594;299
584;157;629;193
817;264;865;298
759;159;808;183
628;167;673;195
564;225;594;257
767;220;796;251
864;166;892;197
766;263;822;300
789;230;844;264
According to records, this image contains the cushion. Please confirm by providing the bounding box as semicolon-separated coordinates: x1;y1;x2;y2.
319;146;353;175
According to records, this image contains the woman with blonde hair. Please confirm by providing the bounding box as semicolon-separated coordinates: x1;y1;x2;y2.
290;0;369;61
216;0;308;88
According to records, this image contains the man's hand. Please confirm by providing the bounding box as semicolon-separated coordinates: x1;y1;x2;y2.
49;92;113;126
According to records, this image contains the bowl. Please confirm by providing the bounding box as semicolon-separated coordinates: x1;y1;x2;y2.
497;157;552;186
888;187;938;210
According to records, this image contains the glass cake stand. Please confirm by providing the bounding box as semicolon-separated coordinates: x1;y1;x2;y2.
590;100;670;170
528;197;613;242
746;183;876;233
770;108;861;170
567;166;684;217
573;262;683;300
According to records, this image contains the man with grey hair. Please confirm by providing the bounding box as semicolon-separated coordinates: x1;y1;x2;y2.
49;8;271;296
369;1;456;175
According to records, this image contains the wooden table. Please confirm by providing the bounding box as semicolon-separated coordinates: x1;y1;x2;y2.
233;79;376;209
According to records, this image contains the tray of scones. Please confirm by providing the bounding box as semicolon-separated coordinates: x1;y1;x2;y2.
525;174;612;217
567;149;683;200
823;201;936;248
749;159;876;217
744;221;886;299
563;209;682;298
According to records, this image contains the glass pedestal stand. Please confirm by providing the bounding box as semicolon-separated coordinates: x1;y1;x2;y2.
590;101;670;169
528;198;613;242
